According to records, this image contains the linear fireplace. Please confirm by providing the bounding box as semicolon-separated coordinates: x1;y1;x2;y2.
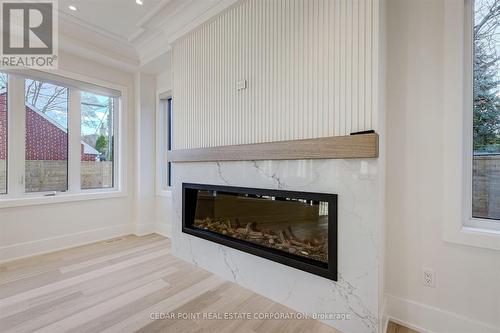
182;183;338;280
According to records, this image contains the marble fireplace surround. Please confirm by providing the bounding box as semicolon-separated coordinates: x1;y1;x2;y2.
171;159;382;333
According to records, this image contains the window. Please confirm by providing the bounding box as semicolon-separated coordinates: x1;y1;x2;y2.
0;70;122;202
81;92;115;189
25;79;69;193
0;72;7;195
167;97;173;187
157;94;172;192
472;0;500;222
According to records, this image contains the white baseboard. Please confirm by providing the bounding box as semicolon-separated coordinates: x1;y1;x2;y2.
381;295;389;333
154;222;171;238
384;294;499;333
0;223;133;263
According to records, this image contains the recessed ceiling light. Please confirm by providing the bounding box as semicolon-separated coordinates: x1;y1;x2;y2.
68;5;77;11
136;0;143;5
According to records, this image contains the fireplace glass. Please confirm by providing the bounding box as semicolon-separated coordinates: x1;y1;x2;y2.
193;190;329;262
183;184;337;280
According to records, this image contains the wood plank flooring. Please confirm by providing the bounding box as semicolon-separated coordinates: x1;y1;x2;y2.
0;234;341;333
387;321;420;333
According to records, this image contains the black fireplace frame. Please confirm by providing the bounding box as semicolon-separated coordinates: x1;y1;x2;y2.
182;183;338;281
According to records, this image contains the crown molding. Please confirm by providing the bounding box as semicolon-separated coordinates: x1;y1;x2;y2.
128;0;175;43
132;0;194;47
138;0;240;68
136;0;175;27
58;11;140;73
60;34;140;73
59;11;132;47
128;28;148;43
139;37;172;68
167;0;241;45
55;0;242;72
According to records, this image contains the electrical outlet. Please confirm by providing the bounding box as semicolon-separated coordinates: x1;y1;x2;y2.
423;268;436;288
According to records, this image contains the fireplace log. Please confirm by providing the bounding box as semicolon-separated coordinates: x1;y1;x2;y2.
278;230;292;247
245;222;256;234
290;239;311;248
278;230;288;243
265;235;279;240
192;217;328;263
236;228;247;235
287;226;298;240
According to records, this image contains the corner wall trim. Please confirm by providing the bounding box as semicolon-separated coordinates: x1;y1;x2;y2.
155;222;172;238
133;222;156;237
384;294;499;333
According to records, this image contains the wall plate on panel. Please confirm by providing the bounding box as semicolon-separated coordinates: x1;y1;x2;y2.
236;80;247;90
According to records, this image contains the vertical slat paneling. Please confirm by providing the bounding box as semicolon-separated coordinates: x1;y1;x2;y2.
172;0;379;149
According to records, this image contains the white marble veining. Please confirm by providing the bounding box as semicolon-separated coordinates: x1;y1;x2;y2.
171;159;381;333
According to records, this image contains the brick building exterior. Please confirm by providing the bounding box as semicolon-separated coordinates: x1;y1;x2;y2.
0;92;99;162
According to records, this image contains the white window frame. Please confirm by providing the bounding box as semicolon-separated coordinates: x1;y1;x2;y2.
156;90;172;197
464;0;500;232
0;68;127;208
443;0;500;251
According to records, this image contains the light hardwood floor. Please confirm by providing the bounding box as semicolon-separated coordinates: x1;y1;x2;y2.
387;321;420;333
0;234;418;333
0;234;341;333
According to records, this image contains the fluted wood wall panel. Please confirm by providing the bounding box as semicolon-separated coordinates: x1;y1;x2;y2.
172;0;379;149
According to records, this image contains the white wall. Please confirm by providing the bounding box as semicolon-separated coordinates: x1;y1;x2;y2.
172;0;380;149
134;72;157;235
0;51;136;261
155;68;173;237
156;70;172;93
137;50;173;238
155;192;173;238
385;1;500;332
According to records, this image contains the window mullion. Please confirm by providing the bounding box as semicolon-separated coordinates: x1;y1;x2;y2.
68;88;81;193
113;97;119;190
7;75;25;197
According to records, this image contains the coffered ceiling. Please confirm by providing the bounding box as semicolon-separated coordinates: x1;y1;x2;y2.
60;0;165;41
58;0;239;71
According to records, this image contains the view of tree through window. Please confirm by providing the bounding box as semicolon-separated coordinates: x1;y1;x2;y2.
0;72;119;197
0;73;7;194
473;0;500;220
81;92;114;189
25;79;69;193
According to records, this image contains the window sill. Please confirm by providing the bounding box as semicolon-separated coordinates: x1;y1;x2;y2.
444;220;500;251
0;190;127;209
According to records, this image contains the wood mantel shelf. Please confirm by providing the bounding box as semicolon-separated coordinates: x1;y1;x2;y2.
167;133;378;162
